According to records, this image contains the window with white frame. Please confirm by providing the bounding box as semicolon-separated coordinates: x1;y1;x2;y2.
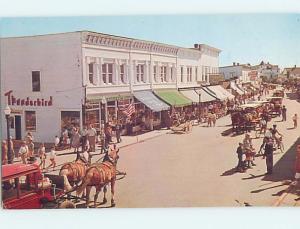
102;63;113;84
136;64;144;83
120;64;126;84
160;66;167;82
195;67;198;81
153;65;158;82
170;67;174;81
187;67;192;82
181;66;184;82
32;71;41;92
88;63;94;84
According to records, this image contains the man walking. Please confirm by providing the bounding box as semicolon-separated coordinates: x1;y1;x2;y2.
263;138;274;175
281;105;287;121
236;143;244;172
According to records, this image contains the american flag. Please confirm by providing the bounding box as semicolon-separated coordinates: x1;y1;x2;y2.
121;102;135;117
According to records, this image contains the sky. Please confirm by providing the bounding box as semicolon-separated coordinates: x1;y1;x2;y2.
1;14;300;69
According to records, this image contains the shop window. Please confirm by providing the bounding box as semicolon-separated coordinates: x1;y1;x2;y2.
120;64;126;84
160;66;167;82
102;63;113;84
32;71;40;92
61;111;80;132
86;110;100;129
88;63;94;84
136;64;144;83
25;111;36;131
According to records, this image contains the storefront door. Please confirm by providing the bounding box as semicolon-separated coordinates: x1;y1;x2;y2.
15;115;22;140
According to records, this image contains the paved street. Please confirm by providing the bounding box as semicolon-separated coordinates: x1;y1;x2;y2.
51;92;300;208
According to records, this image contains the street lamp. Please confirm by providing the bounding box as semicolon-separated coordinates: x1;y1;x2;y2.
198;90;202;123
4;105;12;164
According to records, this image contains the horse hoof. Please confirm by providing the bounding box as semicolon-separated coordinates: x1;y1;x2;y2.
111;202;116;207
102;198;107;204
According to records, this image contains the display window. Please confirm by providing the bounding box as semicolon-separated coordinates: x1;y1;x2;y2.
61;111;80;131
25;111;36;131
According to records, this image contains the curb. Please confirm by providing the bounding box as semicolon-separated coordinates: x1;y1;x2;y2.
272;181;298;206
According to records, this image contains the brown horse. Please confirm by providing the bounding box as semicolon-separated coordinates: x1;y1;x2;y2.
76;146;119;208
59;158;89;192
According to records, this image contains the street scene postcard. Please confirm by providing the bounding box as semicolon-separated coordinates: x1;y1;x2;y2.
1;14;300;209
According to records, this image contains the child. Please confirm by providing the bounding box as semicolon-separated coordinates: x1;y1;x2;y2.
38;143;46;169
292;114;298;129
236;143;244;172
19;141;29;164
47;146;57;171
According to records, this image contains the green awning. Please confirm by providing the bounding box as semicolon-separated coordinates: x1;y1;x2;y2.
154;90;192;107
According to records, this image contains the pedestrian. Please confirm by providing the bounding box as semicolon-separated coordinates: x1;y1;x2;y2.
281;105;287;121
18;141;29;164
263;138;274;175
7;136;15;163
292;113;298;129
207;112;212;127
236;143;244;172
2;140;8;165
71;128;81;153
47;146;57;171
26;132;34;157
211;112;217;127
38;143;46;169
243;133;254;168
54;135;60;149
87;124;97;152
115;120;122;143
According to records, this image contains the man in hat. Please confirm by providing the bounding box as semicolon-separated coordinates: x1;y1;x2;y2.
281;105;287;122
263;138;274;175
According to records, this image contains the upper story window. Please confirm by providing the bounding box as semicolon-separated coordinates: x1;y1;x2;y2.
153;66;158;82
160;66;167;82
120;64;126;84
88;63;94;84
170;67;174;81
102;63;113;84
187;67;192;82
136;64;144;83
181;67;184;82
32;71;41;92
195;67;198;80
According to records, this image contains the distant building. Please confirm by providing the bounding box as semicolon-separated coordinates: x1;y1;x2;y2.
282;65;300;78
219;62;252;83
252;61;280;79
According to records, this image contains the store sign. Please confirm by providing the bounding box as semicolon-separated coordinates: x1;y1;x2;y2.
4;90;53;107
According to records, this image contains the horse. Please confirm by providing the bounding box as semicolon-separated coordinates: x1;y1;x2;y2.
59;157;89;192
76;146;120;208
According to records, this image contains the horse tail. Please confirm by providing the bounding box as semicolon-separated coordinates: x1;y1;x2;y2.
76;173;91;196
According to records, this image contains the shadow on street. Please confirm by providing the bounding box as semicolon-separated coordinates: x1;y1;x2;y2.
262;137;300;182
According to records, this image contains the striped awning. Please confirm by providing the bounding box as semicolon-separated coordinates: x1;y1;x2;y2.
133;90;170;112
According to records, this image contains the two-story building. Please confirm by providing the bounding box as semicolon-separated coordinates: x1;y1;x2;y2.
219;62;252;83
1;31;221;142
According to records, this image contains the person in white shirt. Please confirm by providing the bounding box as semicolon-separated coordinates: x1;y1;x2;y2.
47;147;57;171
19;141;29;164
54;136;60;148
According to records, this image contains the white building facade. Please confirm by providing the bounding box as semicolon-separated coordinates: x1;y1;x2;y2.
219;63;251;83
1;31;221;142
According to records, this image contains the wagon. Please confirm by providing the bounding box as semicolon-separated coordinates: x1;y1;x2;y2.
2;163;64;209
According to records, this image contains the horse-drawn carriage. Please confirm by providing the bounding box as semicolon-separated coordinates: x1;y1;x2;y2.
273;90;284;98
2;146;123;209
231;103;263;134
170;119;192;134
266;96;283;117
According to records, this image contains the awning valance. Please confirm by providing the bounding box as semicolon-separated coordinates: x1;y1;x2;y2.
154;90;192;107
86;92;132;102
133;90;170;112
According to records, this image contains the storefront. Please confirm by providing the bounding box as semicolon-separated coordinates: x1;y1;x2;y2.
133;90;170;130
